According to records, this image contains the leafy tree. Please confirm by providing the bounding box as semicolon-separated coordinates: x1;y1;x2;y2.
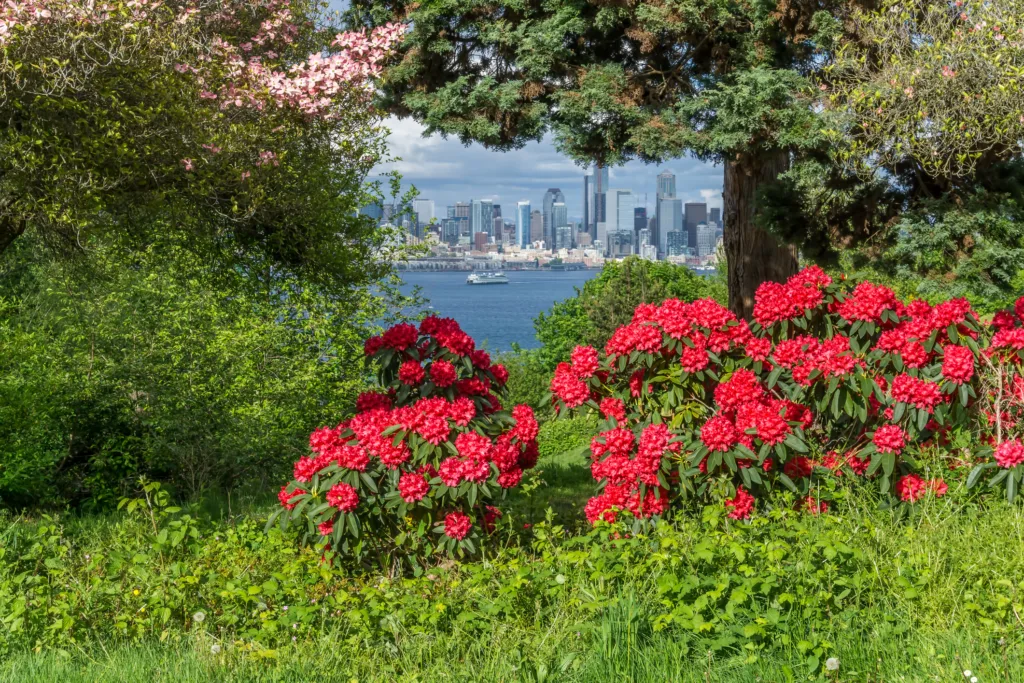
535;257;724;368
346;0;867;317
0;0;404;291
766;0;1024;309
0;233;411;508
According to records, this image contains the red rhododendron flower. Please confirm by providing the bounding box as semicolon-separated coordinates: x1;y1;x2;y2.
725;486;755;520
846;451;870;475
443;511;472;540
873;424;906;455
571;345;600;378
397;472;430;502
317;520;334;536
355;391;392;413
336;445;370;471
680;339;710;372
599;397;627;422
701;415;738;452
326;482;359;511
293;456;319;483
745;337;773;362
382;323;419;351
429;359;457;387
837;282;899;323
890;374;944;412
364;335;385;356
941;345;975;384
492;364;509;385
398;360;425;385
278;485;305;510
930;478;948;497
470;349;491;370
551;362;591;408
802;496;829;515
438;457;465;487
896;474;926;502
496;469;523;488
511;404;540;441
783;456;814;479
714;369;764;409
995;439;1024;469
481;505;503;533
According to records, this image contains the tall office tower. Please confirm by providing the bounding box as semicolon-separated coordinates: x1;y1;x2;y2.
555;226;573;250
552;202;569;248
516;201;531;248
454;202;470;218
634;207;647;237
606;189;635;257
710;207;721;226
655;170;676;254
657;196;683;256
696;222;716;257
542;188;566;245
530;210;544;244
492;204;502;220
582;173;591;237
412;198;434;227
470;199;493;237
441;218;462;245
656;171;676;198
685;202;708;250
591;164;609;233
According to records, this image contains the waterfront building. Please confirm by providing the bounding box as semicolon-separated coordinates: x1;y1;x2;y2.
696;222;716;257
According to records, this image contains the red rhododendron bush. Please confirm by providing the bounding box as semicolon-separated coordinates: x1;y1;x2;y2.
272;316;538;562
549;266;1024;524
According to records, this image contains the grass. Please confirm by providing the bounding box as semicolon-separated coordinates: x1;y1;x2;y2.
3;445;1024;682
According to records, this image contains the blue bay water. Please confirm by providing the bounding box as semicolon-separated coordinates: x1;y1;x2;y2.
397;270;599;351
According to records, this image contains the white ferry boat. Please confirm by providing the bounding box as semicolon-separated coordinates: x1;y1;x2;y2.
466;272;509;285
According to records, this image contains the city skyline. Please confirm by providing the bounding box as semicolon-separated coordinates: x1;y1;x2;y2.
373;116;723;222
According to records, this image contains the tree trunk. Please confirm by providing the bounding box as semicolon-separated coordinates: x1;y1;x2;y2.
0;216;26;256
723;151;798;320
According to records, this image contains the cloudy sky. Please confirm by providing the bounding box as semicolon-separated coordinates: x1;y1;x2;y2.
373;117;724;222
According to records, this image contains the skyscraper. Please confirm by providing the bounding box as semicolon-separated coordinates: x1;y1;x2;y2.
470;199;493;237
413;198;434;226
697;223;717;257
657;197;683;256
710;207;721;226
582;173;591;237
634;207;647;234
530;210;544;244
516;201;531;248
685;203;708;250
542;188;565;246
591;164;609;233
657;171;676;199
655;170;676;256
606;189;635;257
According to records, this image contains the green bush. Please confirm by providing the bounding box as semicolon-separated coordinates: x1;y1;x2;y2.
0;237;404;507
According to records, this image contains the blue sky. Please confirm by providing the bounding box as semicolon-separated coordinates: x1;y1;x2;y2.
373;116;724;222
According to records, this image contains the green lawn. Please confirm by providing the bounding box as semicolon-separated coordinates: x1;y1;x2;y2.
1;445;1023;682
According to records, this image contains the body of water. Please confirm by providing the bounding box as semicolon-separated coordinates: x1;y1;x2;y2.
398;270;599;351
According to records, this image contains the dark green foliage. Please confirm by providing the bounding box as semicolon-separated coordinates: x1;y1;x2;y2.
0;235;406;508
534;258;725;368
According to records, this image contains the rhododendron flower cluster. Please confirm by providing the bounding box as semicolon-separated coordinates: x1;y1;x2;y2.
552;268;1024;520
274;317;536;561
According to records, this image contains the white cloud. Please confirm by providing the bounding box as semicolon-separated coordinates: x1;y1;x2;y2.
371;116;722;220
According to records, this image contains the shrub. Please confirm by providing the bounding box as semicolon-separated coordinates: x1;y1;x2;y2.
549;266;1024;523
273;317;539;564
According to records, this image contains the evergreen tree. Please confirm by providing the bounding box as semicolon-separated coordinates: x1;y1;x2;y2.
347;0;862;316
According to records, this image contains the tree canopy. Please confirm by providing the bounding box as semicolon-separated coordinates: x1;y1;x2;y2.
347;0;871;316
0;0;404;290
